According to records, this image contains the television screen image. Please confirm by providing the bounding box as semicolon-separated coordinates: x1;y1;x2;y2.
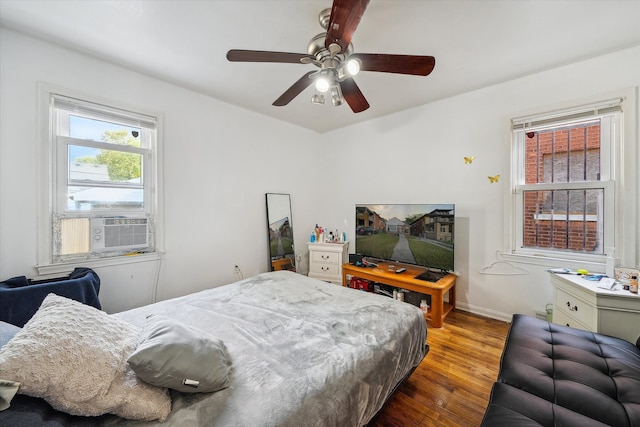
355;204;455;272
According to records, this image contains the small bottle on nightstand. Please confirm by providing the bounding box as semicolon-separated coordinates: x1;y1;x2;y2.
630;276;638;294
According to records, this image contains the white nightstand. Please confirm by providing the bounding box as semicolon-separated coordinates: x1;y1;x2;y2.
550;273;640;343
308;242;349;285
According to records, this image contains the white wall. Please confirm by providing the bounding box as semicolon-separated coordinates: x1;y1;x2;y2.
0;28;320;312
1;27;638;321
319;45;640;321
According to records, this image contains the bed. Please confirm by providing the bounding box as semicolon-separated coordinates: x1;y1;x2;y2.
0;270;427;426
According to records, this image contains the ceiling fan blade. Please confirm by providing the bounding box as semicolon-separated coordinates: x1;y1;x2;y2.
273;71;316;106
340;78;369;113
325;0;370;53
227;49;311;64
352;53;436;76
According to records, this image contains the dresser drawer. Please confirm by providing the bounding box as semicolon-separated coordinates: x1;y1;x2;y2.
552;309;591;332
310;251;341;264
309;263;340;276
555;287;594;328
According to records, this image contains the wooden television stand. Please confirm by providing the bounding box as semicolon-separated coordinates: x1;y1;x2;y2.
342;261;456;328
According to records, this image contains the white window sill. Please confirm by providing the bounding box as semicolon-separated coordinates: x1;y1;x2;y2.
36;252;162;276
501;251;606;273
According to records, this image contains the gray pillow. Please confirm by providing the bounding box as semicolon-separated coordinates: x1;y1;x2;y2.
0;321;20;349
127;314;231;393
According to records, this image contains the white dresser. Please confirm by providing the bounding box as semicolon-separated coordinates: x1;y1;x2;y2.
308;242;349;285
550;273;640;343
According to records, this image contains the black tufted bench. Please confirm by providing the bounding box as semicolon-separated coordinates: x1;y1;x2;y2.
481;314;640;426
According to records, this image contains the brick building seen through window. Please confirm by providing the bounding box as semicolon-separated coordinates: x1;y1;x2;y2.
523;120;602;253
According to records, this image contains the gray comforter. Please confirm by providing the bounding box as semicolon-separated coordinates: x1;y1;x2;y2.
107;270;427;427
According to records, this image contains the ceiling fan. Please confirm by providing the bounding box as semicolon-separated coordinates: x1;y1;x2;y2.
226;0;435;113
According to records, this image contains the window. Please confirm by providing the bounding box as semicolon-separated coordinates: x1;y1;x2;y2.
510;98;624;264
41;90;161;266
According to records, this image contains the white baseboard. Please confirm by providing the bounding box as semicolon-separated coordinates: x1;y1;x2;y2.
455;302;513;323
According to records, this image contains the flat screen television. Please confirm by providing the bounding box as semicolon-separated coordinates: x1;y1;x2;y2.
355;204;455;275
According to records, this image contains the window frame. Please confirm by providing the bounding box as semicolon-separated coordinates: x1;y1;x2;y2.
55;136;150;214
37;84;163;274
506;90;637;270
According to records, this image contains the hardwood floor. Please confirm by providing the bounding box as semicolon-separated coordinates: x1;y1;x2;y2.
371;310;510;427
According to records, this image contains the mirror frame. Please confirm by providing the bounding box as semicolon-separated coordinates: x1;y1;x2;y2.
265;193;295;272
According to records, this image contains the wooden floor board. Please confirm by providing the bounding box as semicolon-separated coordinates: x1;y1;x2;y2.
370;310;510;427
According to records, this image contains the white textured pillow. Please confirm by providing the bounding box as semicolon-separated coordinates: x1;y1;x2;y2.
128;314;231;393
0;294;171;421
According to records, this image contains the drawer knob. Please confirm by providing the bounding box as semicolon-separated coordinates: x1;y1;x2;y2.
566;301;578;312
321;255;330;260
321;266;330;271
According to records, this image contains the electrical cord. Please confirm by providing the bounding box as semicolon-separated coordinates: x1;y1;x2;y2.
152;257;162;303
235;265;244;279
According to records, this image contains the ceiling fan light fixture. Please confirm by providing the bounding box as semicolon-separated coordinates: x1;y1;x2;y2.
311;93;325;104
337;58;360;80
346;58;361;76
315;77;330;93
330;84;343;106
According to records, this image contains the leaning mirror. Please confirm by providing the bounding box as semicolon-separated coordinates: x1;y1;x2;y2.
266;193;295;271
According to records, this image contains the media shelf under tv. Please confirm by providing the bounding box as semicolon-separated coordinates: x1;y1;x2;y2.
342;260;456;328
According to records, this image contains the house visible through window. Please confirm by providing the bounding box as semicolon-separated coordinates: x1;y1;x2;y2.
49;94;158;262
523;121;602;252
511;99;621;262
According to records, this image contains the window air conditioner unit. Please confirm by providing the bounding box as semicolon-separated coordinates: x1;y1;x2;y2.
90;217;149;252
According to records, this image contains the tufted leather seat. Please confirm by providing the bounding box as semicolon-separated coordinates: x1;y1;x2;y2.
481;314;640;426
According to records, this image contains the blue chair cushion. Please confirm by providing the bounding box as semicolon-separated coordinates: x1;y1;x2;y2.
0;268;101;327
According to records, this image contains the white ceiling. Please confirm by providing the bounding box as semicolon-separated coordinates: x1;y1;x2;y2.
1;0;640;133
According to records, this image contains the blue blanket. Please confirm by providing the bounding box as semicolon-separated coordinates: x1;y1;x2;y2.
0;268;101;327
